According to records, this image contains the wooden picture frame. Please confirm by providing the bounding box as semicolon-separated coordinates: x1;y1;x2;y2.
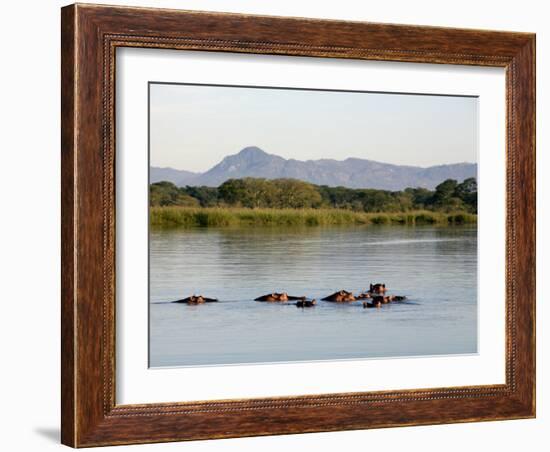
61;3;535;447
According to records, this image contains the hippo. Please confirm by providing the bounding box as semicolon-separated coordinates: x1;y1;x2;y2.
286;295;308;301
372;295;391;304
173;295;218;304
255;292;306;302
356;292;372;299
296;299;317;308
390;295;407;302
370;283;387;294
255;292;287;302
363;300;382;308
322;290;356;302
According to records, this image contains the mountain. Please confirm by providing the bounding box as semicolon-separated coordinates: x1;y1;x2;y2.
149;167;199;186
151;146;477;191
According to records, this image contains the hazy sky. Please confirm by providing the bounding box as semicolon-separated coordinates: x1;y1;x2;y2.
150;83;477;172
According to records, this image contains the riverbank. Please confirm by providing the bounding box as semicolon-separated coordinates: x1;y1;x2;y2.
150;207;477;228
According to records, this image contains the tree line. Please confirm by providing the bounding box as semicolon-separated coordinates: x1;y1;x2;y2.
150;177;477;213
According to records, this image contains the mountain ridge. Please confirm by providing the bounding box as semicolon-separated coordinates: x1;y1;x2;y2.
150;146;476;191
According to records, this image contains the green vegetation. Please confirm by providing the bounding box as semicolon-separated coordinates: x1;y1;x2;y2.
150;207;476;228
150;177;477;227
151;177;477;211
150;181;200;207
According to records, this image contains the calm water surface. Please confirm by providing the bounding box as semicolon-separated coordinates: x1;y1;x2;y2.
149;225;477;367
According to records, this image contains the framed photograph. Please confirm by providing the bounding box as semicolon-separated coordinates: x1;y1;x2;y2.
61;3;536;447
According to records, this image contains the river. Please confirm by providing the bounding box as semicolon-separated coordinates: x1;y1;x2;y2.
149;225;477;367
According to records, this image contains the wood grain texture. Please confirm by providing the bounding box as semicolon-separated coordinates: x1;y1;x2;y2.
61;3;536;447
60;5;76;447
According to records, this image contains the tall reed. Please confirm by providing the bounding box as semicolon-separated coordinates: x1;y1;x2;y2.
150;207;477;228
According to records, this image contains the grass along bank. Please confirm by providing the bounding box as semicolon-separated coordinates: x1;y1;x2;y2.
150;207;477;228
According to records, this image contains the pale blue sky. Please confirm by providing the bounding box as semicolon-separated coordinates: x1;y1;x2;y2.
150;83;477;172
